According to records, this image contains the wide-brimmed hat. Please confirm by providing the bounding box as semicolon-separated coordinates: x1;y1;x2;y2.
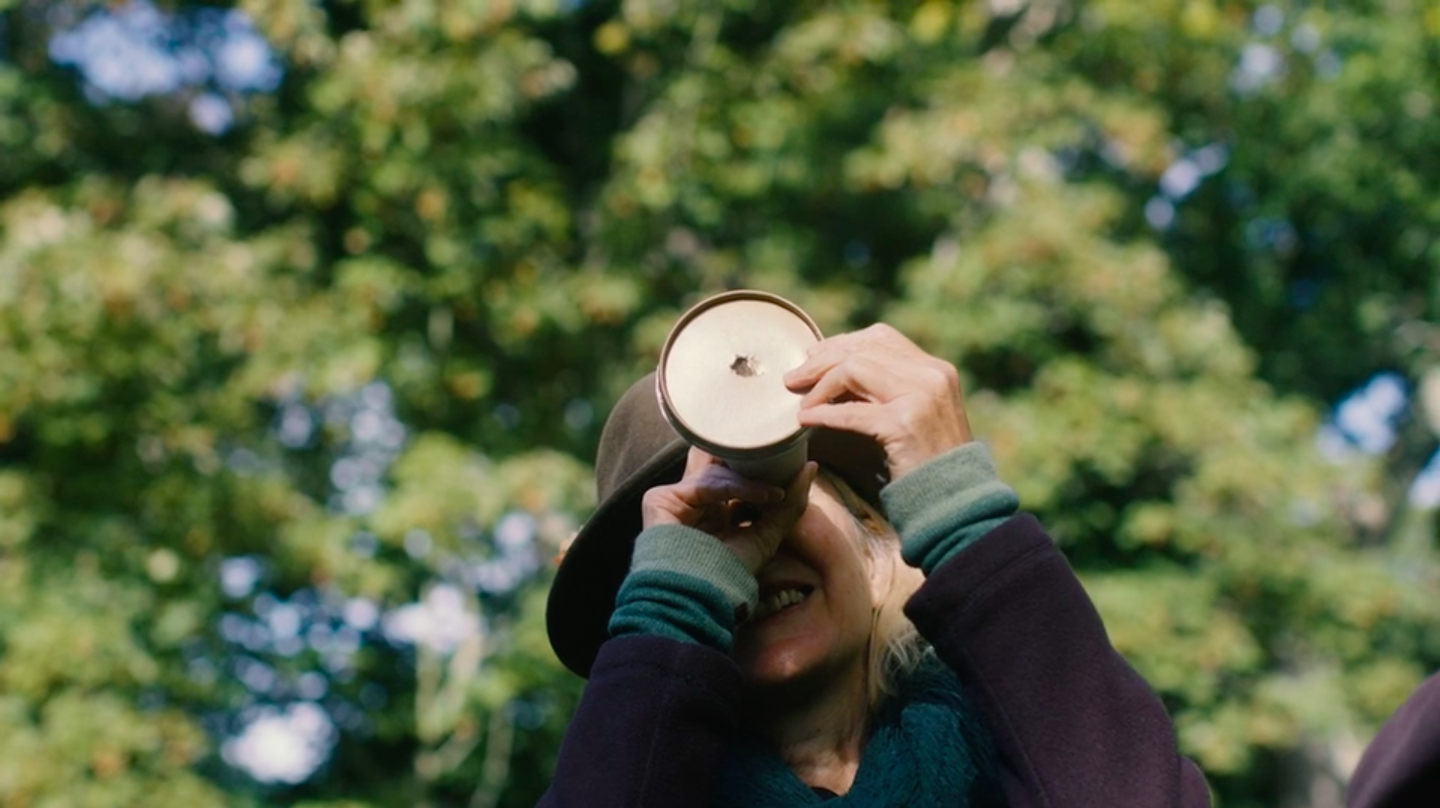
546;371;889;677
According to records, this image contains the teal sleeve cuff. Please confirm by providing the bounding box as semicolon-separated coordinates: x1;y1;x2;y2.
880;442;1019;575
607;525;759;652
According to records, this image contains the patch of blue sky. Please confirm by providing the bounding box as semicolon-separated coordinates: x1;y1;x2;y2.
1318;371;1440;509
1145;143;1229;231
1409;451;1440;508
47;0;281;133
1327;372;1406;456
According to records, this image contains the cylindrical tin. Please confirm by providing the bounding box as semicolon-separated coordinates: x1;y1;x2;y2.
657;290;822;485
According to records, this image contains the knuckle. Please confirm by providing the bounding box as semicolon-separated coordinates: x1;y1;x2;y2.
865;323;899;341
940;361;961;389
923;357;959;389
895;403;925;434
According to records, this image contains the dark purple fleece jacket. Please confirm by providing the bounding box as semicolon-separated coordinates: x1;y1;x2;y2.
1347;671;1440;808
539;514;1213;807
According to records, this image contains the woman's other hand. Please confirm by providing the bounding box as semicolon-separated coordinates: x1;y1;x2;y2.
783;323;972;481
641;448;817;574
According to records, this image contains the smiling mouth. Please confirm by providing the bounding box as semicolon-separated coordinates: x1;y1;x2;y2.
753;586;813;620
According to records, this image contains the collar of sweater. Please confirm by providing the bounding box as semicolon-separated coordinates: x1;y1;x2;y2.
711;659;1003;807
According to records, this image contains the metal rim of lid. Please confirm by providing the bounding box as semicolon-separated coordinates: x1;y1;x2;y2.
656;290;823;459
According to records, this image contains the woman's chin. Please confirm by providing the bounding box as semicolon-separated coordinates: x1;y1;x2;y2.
734;633;844;690
731;588;870;692
734;640;815;686
740;662;819;695
737;650;868;715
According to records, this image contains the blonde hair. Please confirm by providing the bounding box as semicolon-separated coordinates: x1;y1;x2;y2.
818;469;929;712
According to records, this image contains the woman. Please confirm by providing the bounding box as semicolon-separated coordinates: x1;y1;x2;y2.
541;324;1211;807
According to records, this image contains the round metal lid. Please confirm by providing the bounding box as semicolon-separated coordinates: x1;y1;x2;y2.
658;290;822;454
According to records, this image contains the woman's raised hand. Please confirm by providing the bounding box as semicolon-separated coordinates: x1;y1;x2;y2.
641;447;817;574
783;324;972;481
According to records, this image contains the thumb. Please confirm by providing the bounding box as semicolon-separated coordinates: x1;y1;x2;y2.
771;461;818;528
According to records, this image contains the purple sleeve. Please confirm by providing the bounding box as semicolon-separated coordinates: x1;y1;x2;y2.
905;514;1212;808
537;634;743;808
1347;671;1440;808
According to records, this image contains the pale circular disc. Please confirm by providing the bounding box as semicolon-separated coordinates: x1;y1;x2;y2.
662;297;819;450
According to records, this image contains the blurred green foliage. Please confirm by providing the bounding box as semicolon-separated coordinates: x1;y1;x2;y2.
0;1;1437;806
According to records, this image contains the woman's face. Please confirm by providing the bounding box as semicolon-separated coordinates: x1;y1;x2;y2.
731;476;884;689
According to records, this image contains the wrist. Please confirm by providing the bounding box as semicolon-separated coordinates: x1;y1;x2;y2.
881;441;1019;575
610;526;761;651
630;525;760;616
